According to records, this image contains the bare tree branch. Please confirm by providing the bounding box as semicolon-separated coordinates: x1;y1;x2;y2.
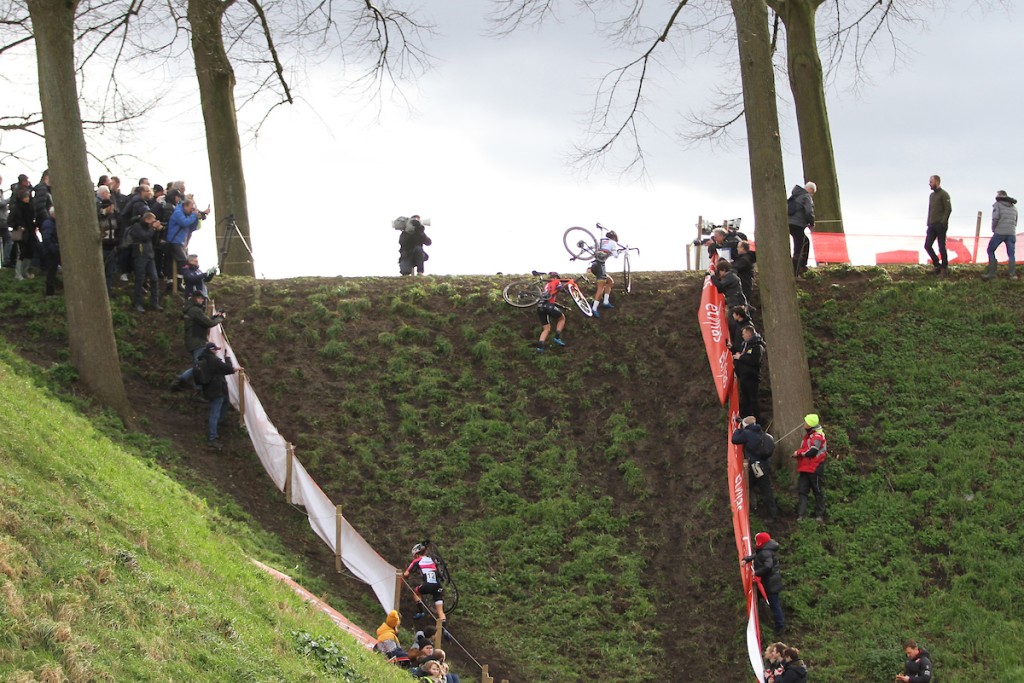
244;0;292;104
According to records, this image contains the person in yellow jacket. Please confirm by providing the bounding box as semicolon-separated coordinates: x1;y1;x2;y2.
374;610;402;655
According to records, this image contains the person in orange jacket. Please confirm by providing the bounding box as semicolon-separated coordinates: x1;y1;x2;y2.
792;413;827;522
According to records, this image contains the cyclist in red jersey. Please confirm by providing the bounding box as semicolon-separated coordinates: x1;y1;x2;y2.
535;272;567;352
404;543;447;621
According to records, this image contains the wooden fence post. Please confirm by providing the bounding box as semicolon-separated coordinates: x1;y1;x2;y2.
433;616;443;650
393;571;403;613
972;210;983;263
480;664;492;683
237;368;246;426
335;505;343;572
285;443;294;504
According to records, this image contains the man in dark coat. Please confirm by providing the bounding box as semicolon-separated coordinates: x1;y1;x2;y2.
732;240;756;306
127;211;164;312
731;416;778;519
787;182;816;276
925;174;952;275
743;532;785;636
896;640;933;683
398;215;432;276
170;292;226;390
733;325;765;423
710;259;747;311
39;208;60;296
195;342;239;448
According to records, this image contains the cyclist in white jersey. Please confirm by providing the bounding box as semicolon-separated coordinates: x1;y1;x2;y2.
404;543;446;621
590;230;621;317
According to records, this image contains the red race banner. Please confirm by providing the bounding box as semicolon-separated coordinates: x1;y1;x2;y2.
699;267;733;405
726;383;764;680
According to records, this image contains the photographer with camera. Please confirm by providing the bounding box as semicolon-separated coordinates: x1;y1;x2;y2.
397;214;432;276
699;226;745;262
96;186;121;293
170;291;226;391
127;211;165;313
181;253;218;299
194;342;241;449
732;416;777;519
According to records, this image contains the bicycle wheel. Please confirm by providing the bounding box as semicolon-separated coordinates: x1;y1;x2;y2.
563;226;597;261
623;253;632;294
502;280;543;308
567;282;594;316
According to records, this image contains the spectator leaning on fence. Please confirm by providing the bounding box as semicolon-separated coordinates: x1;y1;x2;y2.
983;190;1018;281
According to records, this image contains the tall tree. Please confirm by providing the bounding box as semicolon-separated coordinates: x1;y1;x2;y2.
187;0;255;276
729;0;814;464
25;0;133;421
767;0;844;233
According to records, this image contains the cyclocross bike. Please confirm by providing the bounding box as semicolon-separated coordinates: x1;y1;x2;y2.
502;271;594;317
562;222;640;293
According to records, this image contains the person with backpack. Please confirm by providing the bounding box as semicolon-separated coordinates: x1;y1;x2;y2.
170;291;226;390
787;181;816;277
731;416;778;519
743;532;785;636
733;325;765;423
792;413;827;522
195;342;239;449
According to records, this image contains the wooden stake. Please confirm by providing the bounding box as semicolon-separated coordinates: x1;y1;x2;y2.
480;664;491;683
433;616;443;650
393;571;403;613
972;210;983;264
285;443;294;503
237;368;246;426
335;505;343;572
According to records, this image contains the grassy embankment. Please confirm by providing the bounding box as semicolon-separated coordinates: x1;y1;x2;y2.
0;342;412;682
783;266;1024;681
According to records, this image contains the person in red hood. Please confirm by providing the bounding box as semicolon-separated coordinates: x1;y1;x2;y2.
792;413;827;522
743;531;785;636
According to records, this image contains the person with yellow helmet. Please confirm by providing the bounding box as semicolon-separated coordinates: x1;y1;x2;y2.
792;413;827;522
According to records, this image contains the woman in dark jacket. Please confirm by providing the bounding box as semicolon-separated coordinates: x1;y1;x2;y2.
9;189;36;281
778;647;807;683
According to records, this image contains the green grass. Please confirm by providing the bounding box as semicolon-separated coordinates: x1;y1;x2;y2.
790;274;1024;681
0;355;411;683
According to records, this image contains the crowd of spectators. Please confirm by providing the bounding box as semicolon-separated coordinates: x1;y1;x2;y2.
374;611;461;681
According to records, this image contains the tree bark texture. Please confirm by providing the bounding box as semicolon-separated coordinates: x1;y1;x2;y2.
774;0;844;233
730;0;815;471
27;0;133;422
188;0;255;276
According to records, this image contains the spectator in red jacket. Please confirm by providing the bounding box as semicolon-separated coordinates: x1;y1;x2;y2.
792;413;827;522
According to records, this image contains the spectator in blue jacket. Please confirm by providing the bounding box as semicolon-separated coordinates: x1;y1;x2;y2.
166;199;208;282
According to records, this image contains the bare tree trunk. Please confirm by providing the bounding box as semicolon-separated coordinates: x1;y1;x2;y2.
188;0;255;277
730;0;814;472
773;0;844;233
27;0;133;422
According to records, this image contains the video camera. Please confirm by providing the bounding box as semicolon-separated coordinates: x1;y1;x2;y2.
692;217;744;246
392;216;432;233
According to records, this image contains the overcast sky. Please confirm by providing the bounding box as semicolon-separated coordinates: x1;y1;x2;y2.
1;1;1020;277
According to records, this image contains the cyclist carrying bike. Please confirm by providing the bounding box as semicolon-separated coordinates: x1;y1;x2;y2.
590;230;620;317
404;543;447;622
535;272;568;352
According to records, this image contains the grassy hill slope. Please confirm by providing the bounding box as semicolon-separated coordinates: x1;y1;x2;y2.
3;266;1024;681
0;348;413;683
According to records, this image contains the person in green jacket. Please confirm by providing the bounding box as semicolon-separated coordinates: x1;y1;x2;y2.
925;174;952;275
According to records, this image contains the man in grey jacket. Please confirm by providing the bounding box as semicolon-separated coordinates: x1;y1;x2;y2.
983;190;1018;280
787;182;815;276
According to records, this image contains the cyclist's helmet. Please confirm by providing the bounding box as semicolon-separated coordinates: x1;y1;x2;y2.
548;272;560;280
411;543;426;557
606;230;618;241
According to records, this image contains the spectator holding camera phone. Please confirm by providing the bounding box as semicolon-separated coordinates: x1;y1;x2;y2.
181;253;218;299
895;640;932;683
128;211;164;313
